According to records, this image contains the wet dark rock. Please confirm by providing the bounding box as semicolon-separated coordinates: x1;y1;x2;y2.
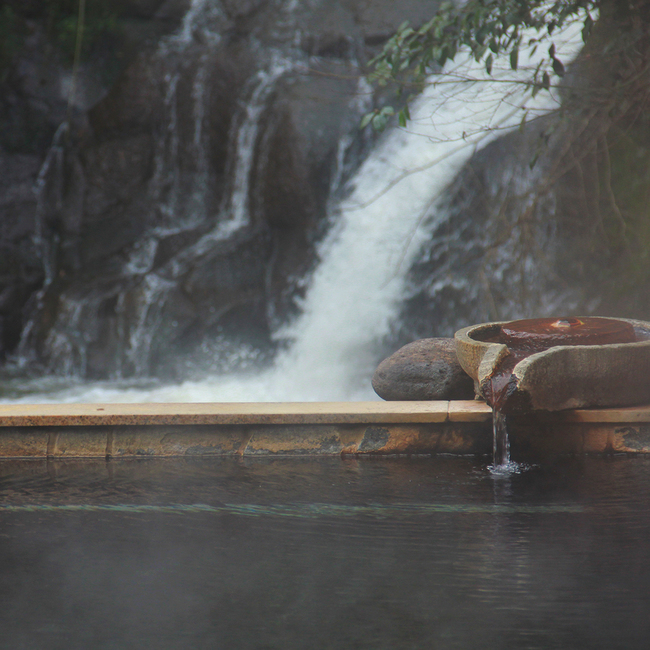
372;338;475;401
0;0;443;378
0;151;42;357
256;60;364;325
343;0;441;43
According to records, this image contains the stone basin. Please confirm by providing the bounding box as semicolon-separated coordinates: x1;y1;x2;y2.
454;317;650;412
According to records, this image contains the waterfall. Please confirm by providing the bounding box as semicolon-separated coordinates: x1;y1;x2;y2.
1;15;585;403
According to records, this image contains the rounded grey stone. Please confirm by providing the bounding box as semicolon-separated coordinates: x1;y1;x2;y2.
372;338;475;401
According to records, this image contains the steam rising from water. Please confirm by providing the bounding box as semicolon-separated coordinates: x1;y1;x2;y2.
3;21;584;404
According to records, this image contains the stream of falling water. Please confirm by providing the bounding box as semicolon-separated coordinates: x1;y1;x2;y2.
1;19;585;404
488;410;524;476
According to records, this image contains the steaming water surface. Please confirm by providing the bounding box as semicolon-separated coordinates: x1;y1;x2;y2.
1;455;649;649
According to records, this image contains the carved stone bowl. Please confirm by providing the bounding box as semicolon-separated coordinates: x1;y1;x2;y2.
454;318;650;411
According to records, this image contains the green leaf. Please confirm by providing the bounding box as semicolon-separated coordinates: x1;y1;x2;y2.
372;113;390;131
510;48;518;71
582;14;593;43
552;57;565;77
448;42;457;60
485;53;493;75
360;112;375;129
398;110;407;127
418;17;436;36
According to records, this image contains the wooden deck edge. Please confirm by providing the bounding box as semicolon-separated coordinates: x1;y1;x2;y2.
3;400;650;427
0;401;461;427
0;401;649;458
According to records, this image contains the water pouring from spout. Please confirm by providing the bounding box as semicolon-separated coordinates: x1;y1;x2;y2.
456;316;650;472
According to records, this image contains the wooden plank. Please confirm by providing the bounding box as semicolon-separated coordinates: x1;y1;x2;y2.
556;405;650;423
0;401;449;427
448;400;492;422
2;401;650;429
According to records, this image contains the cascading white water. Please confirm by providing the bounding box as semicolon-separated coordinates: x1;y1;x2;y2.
150;0;225;229
226;56;294;234
2;20;585;404
115;54;296;374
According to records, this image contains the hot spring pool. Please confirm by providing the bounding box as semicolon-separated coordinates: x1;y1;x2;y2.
1;456;649;649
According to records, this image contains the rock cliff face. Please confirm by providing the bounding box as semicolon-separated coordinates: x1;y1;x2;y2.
2;0;650;382
0;0;437;378
391;3;650;349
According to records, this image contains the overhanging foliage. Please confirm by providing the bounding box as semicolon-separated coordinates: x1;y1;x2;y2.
363;0;599;130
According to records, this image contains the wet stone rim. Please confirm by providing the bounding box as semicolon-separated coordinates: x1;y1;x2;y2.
455;318;650;412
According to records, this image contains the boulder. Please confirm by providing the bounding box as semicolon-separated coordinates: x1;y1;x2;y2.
372;338;475;401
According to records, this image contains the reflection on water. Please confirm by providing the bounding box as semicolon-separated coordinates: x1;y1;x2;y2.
1;456;650;649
